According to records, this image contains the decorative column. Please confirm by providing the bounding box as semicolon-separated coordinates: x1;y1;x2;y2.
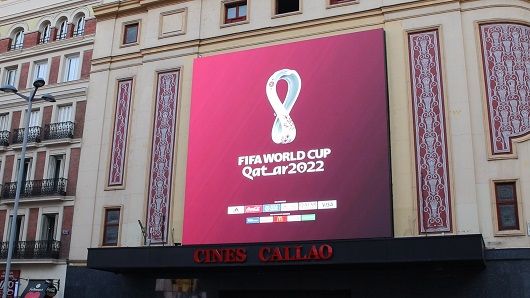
146;71;179;243
480;23;530;155
108;79;133;187
408;30;452;233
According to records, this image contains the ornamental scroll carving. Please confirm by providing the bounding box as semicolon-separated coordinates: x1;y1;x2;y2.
108;79;133;187
408;30;452;232
146;71;179;243
480;23;530;155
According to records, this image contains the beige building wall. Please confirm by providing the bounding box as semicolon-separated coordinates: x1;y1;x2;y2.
72;0;530;262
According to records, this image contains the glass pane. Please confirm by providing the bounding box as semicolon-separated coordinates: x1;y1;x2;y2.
105;226;119;244
125;25;138;44
107;210;120;224
496;184;514;201
240;5;247;17
227;7;236;19
499;204;517;229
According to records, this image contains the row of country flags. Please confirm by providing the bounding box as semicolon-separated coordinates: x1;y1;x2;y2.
227;200;337;215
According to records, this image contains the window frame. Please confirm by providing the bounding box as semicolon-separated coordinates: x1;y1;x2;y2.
34;61;48;81
102;208;121;246
74;17;85;37
273;0;301;17
329;0;358;6
122;22;139;45
57;20;68;40
40;24;51;44
63;55;80;82
5;67;17;86
492;179;524;236
11;30;24;50
224;1;248;24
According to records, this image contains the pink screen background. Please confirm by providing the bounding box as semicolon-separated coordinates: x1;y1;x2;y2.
183;29;392;245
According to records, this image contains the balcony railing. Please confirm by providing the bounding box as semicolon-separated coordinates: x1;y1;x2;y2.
10;42;23;50
39;36;50;44
0;240;60;259
12;126;41;144
0;130;9;146
44;121;74;140
2;178;67;199
73;28;85;37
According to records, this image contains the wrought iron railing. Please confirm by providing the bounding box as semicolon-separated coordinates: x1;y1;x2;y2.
44;121;74;140
0;240;60;259
0;130;9;146
10;42;23;50
2;178;67;199
39;36;50;44
12;126;41;144
56;33;67;40
73;28;85;37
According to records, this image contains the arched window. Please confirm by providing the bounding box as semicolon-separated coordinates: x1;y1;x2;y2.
40;24;51;44
74;17;85;36
57;20;68;40
11;30;24;50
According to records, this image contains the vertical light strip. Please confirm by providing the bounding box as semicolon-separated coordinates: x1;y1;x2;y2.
108;79;133;187
409;30;452;232
480;23;530;155
146;71;179;243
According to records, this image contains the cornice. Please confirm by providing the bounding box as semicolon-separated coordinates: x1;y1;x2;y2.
0;0;100;27
93;0;192;21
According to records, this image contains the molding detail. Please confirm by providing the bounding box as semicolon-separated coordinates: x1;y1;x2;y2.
108;79;133;187
408;30;452;233
146;71;179;243
480;23;530;156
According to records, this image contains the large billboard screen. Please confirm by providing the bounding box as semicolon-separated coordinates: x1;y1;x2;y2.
183;29;391;245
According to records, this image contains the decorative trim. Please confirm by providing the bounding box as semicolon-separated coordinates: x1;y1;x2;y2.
408;30;452;233
480;23;530;156
146;70;179;243
108;79;133;187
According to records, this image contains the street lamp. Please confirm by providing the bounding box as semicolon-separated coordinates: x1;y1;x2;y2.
0;79;55;298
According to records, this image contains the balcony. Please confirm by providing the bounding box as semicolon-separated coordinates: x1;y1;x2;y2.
0;130;9;146
44;121;74;140
1;178;67;199
11;126;41;144
0;240;60;259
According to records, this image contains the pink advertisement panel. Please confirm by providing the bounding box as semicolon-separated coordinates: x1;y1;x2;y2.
183;29;391;245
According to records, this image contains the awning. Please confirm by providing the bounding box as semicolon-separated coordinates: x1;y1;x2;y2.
87;234;485;274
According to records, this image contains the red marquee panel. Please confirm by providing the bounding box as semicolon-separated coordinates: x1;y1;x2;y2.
480;23;530;155
108;79;133;187
408;30;452;233
146;71;179;243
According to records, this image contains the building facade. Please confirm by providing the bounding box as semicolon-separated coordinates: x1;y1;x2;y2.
0;0;97;297
69;0;530;297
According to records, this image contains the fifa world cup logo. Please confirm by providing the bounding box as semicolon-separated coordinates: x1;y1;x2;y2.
266;69;301;144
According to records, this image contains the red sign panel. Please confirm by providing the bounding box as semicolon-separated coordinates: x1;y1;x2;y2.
184;29;392;244
0;270;20;298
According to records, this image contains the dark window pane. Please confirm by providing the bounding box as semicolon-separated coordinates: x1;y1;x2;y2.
499;204;517;229
105;226;119;244
277;0;299;14
107;210;120;224
124;24;138;44
497;184;514;201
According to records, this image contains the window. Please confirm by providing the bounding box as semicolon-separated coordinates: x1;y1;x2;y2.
103;208;120;246
11;30;24;50
40;24;51;44
16;158;32;182
0;114;8;146
48;155;65;181
7;215;24;242
57;20;68;40
123;23;139;45
5;68;17;86
494;182;520;231
34;61;48;81
40;214;57;241
224;1;247;24
57;105;72;123
74;17;85;36
64;55;80;82
275;0;299;15
330;0;356;5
